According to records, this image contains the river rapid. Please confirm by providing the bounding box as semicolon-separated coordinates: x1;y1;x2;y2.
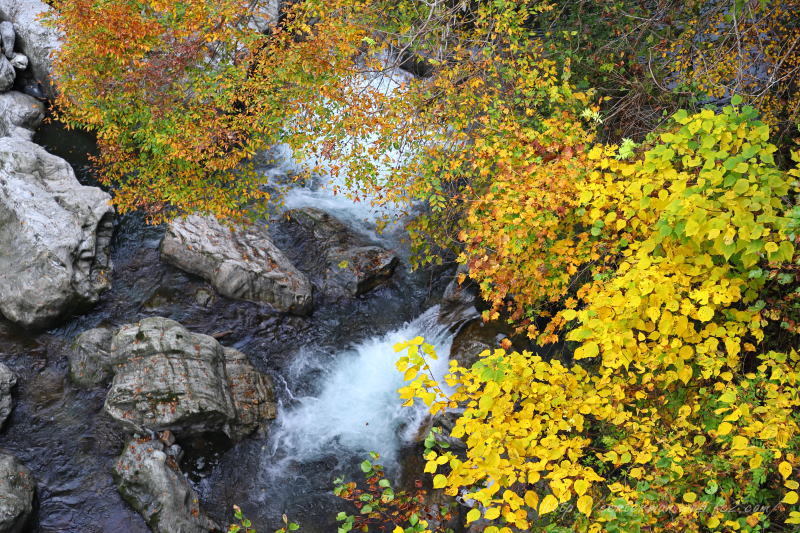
0;67;463;531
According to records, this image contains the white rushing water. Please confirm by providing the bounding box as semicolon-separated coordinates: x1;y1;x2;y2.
265;306;453;470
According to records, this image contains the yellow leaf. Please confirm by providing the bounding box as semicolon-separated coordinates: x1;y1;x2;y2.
749;454;763;469
731;436;748;450
433;474;447;489
780;461;793;479
539;494;559;515
561;309;577;321
717;422;733;436
683;492;697;503
697;306;714;322
577;495;593;515
484;507;501;520
466;508;481;523
783;491;799;505
524;491;539;509
393;527;404;533
575;342;599;360
574;479;589;496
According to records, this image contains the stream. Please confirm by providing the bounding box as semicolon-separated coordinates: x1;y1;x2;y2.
0;69;461;532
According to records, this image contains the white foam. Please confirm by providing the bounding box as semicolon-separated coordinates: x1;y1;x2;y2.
265;306;453;469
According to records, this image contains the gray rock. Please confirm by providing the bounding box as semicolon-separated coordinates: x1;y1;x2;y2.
114;439;219;533
0;21;13;59
68;327;115;387
8;53;25;71
0;55;14;92
0;453;35;533
0;364;15;428
0;0;61;98
284;207;398;298
246;0;282;33
104;317;276;440
0;137;114;328
223;347;277;440
438;264;479;326
0;91;44;140
449;320;509;369
161;214;312;315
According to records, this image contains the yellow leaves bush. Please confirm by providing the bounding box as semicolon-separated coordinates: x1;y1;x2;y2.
398;105;800;531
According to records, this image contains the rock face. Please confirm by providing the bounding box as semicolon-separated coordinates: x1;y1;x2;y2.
0;21;13;59
0;138;114;328
114;439;219;533
0;91;43;140
0;55;12;91
0;363;15;428
0;453;35;533
68;327;115;388
0;0;61;98
283;207;398;298
161;214;313;315
438;265;479;326
104;317;276;440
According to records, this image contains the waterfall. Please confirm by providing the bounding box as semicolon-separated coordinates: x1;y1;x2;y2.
263;305;453;473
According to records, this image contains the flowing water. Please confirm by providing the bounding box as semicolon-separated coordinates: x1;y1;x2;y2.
0;66;460;532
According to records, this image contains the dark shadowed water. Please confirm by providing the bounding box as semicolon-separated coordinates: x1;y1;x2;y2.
0;120;454;532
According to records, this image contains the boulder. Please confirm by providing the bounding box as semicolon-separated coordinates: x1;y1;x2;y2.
0;453;35;533
67;326;115;388
0;0;61;98
161;214;312;315
0;91;44;140
0;55;13;92
114;438;220;533
104;317;276;440
283;207;398;298
0;137;114;328
0;21;13;59
0;364;15;428
8;53;25;71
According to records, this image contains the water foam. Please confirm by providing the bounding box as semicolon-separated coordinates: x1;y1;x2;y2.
265;306;453;470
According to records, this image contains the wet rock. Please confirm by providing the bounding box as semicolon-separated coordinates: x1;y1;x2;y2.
438;264;479;326
283;207;398;298
0;21;13;59
0;453;35;533
68;327;115;388
161;214;313;315
114;438;220;533
222;347;277;440
0;138;114;328
8;53;24;71
104;317;276;440
0;55;13;91
449;320;508;369
0;364;15;428
0;0;62;98
0;91;44;140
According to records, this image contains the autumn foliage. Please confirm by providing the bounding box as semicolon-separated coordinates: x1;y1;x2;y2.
46;0;800;532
